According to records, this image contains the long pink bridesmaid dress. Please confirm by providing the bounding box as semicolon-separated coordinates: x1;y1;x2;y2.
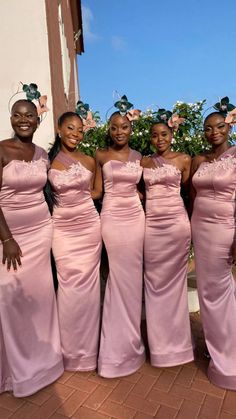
191;146;236;389
144;155;194;367
98;149;145;377
48;151;102;371
0;145;63;397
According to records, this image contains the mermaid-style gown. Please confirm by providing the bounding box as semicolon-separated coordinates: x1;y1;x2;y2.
98;149;145;377
191;146;236;389
144;155;194;367
0;145;63;397
48;151;101;371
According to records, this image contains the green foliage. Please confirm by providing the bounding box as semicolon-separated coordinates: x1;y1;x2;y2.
79;100;236;157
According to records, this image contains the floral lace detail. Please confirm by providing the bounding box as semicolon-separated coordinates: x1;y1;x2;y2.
53;162;87;188
196;155;236;177
121;160;141;173
149;164;181;185
18;158;47;177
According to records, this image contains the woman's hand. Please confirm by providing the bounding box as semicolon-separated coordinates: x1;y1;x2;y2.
2;239;23;271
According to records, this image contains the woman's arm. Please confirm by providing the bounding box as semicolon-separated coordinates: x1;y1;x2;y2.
0;147;23;271
90;150;103;200
188;155;202;218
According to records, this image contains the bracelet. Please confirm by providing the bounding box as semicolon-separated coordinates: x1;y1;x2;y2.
1;237;14;244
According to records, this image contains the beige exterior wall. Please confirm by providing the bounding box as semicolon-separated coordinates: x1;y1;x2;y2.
0;0;55;150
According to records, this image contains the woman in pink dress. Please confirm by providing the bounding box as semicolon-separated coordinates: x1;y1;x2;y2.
191;100;236;389
48;111;102;371
0;99;63;397
142;110;194;367
96;97;145;377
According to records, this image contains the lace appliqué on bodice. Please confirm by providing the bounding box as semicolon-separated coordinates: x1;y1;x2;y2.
20;158;48;177
196;155;236;177
53;163;87;188
120;160;141;173
149;164;181;185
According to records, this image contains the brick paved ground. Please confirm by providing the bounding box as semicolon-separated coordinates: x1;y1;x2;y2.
0;312;236;419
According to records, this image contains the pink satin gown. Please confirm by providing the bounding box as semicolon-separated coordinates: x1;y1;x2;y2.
0;145;63;397
191;146;236;389
144;155;194;367
98;149;145;378
48;151;102;371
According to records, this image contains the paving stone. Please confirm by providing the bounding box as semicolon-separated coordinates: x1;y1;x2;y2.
10;402;39;418
88;373;120;388
198;394;223;418
139;362;163;377
0;393;25;411
192;379;225;398
131;374;157;397
219;412;236;419
123;371;143;383
223;391;236;415
66;376;98;393
44;382;75;399
175;399;201;418
57;371;75;384
73;405;112;418
24;389;51;405
30;395;64;419
57;390;89;416
155;405;178;419
170;383;205;404
134;411;154;419
147;388;183;409
99;399;136;419
0;406;13;418
154;371;177;392
107;381;134;404
124;393;159;416
175;365;197;387
83;386;113;410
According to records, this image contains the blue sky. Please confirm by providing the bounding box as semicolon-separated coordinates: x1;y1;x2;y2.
78;0;236;121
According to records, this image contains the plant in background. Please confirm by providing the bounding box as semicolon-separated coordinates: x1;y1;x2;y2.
78;100;236;157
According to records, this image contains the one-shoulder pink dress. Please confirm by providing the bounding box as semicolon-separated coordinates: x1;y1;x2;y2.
98;149;145;377
0;145;63;397
143;155;194;367
48;151;102;371
191;146;236;389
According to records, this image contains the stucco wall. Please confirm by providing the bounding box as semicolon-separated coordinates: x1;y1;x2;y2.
0;0;54;150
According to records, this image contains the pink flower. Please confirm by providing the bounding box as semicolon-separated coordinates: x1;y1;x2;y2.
37;95;49;116
225;108;236;125
82;111;96;132
168;113;185;132
126;109;141;121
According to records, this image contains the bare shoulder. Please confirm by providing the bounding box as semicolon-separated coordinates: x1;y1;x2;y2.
140;156;152;168
95;148;109;164
0;139;14;158
191;154;205;174
73;151;95;172
174;151;191;163
83;153;95;171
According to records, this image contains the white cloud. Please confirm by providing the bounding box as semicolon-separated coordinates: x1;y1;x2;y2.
111;36;126;51
82;5;99;42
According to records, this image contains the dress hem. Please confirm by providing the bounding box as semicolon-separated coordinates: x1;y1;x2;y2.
208;366;236;390
8;360;64;398
64;355;97;372
98;352;145;378
150;348;194;368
